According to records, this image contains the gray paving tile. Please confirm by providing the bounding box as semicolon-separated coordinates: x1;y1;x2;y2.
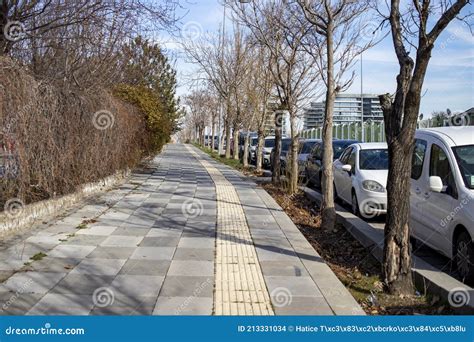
27;293;94;315
90;295;156;315
86;247;135;259
0;293;43;315
70;258;126;276
167;260;213;277
260;260;309;277
119;260;171;276
159;276;213;298
130;247;175;261
51;274;114;294
100;236;143;247
63;234;107;246
272;296;333;315
265;276;322;297
28;257;81;273
173;248;214;261
111;275;164;297
3;272;66;294
153;296;213;315
139;237;180;247
112;226;150;236
49;245;96;259
177;237;214;249
75;226;117;236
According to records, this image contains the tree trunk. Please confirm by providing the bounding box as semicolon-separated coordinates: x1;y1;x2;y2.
383;136;414;294
256;130;264;173
211;118;215;151
288;113;298;194
225;119;231;159
272;110;282;184
320;22;336;231
233;127;239;160
243;132;250;168
379;46;429;295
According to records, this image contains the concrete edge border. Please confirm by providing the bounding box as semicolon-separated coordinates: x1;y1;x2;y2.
0;169;131;236
303;186;474;314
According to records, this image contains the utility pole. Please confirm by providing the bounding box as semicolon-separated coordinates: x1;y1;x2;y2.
360;53;364;142
218;4;227;155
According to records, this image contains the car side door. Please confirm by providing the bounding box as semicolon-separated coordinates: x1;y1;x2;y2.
410;137;428;240
416;139;457;252
307;144;320;183
334;147;353;203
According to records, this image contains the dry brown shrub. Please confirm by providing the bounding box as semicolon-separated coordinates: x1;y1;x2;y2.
0;57;150;206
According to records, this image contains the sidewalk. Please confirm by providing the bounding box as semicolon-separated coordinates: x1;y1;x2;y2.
0;144;363;315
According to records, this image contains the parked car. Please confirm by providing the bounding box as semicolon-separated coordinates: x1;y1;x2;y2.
238;132;257;159
410;127;474;282
306;139;359;187
249;137;259;164
296;139;320;177
262;136;275;168
333;142;388;218
273;138;292;173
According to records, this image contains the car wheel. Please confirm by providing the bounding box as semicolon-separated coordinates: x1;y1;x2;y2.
351;191;360;216
455;231;474;283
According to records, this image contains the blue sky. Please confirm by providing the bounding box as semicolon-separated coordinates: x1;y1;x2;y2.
163;0;473;118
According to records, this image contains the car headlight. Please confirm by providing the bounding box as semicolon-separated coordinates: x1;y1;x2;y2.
362;180;385;192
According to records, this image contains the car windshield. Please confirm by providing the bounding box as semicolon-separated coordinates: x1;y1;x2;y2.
264;139;275;148
251;138;258;146
453;145;474;190
359;149;389;170
301;141;316;154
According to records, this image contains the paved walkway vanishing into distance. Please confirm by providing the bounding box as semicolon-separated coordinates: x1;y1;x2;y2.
0;144;364;315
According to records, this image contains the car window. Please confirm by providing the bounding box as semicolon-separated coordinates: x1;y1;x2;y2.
339;147;352;164
411;139;427;180
347;149;356;172
452;145;474;190
429;144;457;197
359;149;388;170
313;144;322;160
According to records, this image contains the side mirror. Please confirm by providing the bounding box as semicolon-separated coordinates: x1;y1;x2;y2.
429;176;444;193
342;164;352;172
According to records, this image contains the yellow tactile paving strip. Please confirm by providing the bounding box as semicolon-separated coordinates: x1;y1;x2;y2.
186;146;274;315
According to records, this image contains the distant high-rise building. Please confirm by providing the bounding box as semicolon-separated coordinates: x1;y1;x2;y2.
303;94;384;129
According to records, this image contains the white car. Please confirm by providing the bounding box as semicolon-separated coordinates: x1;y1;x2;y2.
410;127;474;282
333;143;388;218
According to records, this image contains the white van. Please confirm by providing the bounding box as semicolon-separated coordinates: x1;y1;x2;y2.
410;127;474;282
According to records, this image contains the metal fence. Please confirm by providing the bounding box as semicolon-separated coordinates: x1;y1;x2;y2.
301;121;386;142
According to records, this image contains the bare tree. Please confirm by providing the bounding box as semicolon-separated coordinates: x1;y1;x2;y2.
229;0;320;192
181;22;249;159
297;0;375;230
378;0;471;295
